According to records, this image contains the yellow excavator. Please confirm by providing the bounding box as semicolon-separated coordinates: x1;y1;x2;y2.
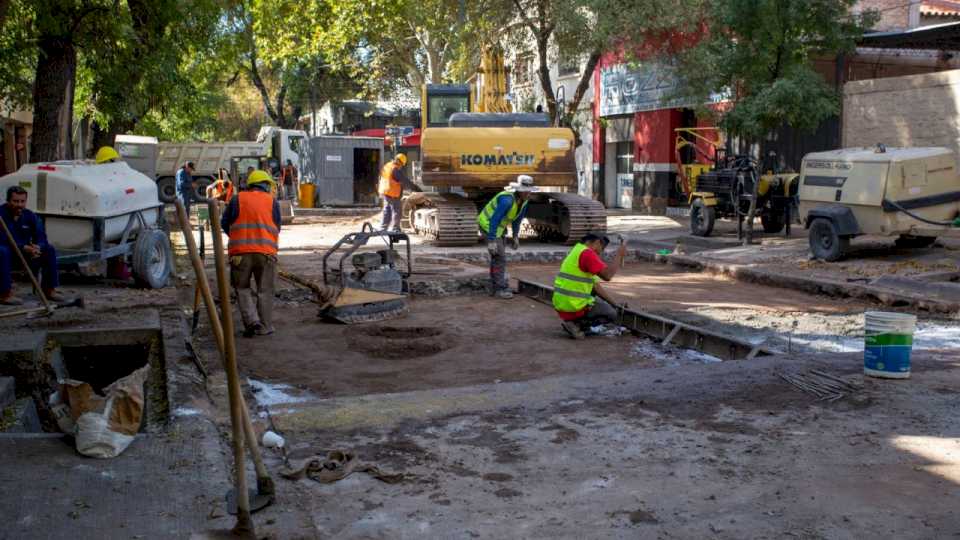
404;44;606;245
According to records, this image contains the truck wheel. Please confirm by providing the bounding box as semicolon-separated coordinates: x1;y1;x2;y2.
894;235;937;249
761;209;785;233
133;230;172;289
808;218;849;262
157;177;177;203
690;198;715;237
193;178;212;203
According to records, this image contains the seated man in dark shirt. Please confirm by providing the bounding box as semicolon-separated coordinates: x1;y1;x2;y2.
0;186;62;305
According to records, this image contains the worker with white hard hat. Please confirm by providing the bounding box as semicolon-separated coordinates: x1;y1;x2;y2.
476;174;537;299
221;170;281;337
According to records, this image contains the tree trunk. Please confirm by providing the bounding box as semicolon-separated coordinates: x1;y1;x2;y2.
30;36;76;163
566;51;602;118
0;0;12;30
535;34;556;119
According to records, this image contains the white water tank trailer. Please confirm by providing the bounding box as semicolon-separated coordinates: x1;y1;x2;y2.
0;160;172;288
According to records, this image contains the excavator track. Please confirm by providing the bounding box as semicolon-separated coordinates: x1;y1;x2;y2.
404;193;478;246
527;192;607;244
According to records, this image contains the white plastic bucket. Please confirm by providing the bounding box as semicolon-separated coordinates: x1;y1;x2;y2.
864;311;916;379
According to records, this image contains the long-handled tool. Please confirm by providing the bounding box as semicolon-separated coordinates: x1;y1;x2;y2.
0;296;84;320
174;201;272;534
0;213;53;314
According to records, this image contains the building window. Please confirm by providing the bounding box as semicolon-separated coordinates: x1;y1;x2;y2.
558;51;580;77
615;141;634;175
514;53;534;86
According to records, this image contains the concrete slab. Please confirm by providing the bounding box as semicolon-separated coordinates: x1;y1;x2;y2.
0;417;232;539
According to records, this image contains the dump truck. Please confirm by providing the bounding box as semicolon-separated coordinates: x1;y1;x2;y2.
799;145;960;261
116;127;307;203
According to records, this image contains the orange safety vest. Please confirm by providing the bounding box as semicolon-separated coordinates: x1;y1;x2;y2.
378;161;402;198
227;191;279;256
210;179;234;202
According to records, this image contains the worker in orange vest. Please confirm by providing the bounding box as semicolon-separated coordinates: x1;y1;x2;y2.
377;153;413;232
221;170;281;337
205;168;235;205
279;159;298;201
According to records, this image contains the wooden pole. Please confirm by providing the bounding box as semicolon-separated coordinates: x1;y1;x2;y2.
173;201;274;499
207;201;255;533
0;305;49;319
174;201;253;534
0;212;52;312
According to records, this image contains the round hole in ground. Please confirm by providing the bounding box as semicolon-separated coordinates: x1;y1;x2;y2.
357;326;443;339
348;326;449;359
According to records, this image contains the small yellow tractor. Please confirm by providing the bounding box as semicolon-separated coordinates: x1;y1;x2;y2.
675;128;799;238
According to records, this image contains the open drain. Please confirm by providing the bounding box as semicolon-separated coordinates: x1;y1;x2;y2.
0;328;168;433
350;326;449;359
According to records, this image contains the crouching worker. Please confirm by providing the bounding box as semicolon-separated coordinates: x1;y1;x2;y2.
0;186;63;305
552;233;626;339
221;170;280;337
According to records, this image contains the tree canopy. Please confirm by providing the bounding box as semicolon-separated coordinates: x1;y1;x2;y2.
672;0;877;140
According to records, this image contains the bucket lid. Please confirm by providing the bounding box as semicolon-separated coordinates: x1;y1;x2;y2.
864;311;917;323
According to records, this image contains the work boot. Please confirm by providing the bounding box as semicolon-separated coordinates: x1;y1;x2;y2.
43;289;66;303
561;320;585;340
494;289;514;299
254;324;274;336
0;293;23;306
243;322;265;338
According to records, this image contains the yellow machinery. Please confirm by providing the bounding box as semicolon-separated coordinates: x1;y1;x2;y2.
404;46;606;245
675;128;798;237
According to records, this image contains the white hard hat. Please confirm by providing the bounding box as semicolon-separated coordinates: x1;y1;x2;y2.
506;174;538;192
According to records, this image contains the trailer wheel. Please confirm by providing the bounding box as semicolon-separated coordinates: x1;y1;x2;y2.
808;218;849;262
690;198;715;237
133;230;172;289
157;176;177;203
894;235;937;249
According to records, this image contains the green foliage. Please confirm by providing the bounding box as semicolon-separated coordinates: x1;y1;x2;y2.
0;1;37;109
75;0;224;140
673;0;877;140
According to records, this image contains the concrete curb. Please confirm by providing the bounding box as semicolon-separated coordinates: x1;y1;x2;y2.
638;250;960;314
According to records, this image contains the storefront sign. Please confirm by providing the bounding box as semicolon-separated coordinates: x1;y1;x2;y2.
599;63;725;117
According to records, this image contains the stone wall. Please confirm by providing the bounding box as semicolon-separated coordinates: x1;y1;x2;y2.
843;69;960;157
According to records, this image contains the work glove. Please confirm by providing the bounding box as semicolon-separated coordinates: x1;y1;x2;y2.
511;236;520;251
487;240;498;256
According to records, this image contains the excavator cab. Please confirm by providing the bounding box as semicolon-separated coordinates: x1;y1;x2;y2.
421;85;472;130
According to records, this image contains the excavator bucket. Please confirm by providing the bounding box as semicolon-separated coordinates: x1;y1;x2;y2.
321;287;409;324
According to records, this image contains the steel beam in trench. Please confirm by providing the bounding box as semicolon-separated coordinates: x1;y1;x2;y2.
516;279;776;361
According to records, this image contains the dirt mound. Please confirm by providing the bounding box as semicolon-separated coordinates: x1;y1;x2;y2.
349;325;449;359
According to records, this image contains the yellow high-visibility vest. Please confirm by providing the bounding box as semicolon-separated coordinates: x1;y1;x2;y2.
552;243;599;313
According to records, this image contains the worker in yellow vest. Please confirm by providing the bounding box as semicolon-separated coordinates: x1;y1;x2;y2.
477;174;537;299
378;153;411;232
552;233;627;339
221;170;281;337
